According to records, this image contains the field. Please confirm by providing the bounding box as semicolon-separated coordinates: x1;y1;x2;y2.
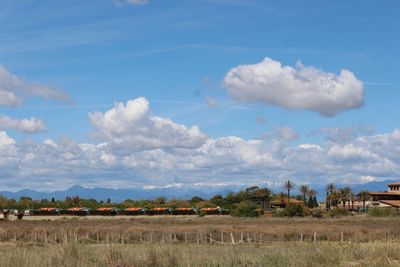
1;216;400;266
1;241;400;266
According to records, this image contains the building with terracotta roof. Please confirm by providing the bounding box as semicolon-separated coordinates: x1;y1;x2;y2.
173;207;197;215
66;207;91;216
95;207;120;216
150;207;173;215
370;181;400;208
123;207;147;215
35;207;61;215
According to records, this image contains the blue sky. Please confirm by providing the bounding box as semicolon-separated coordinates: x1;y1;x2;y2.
0;0;399;191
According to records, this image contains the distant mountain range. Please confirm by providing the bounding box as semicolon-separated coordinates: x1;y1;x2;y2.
0;180;395;202
0;185;240;202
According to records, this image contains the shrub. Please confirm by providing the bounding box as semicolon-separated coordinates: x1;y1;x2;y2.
273;203;308;217
230;201;263;217
285;203;307;217
311;208;324;218
368;207;400;217
198;210;206;217
328;208;349;218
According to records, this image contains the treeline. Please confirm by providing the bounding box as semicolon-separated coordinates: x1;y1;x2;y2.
0;180;372;217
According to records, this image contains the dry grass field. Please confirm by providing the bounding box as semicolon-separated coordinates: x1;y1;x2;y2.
1;216;400;266
1;215;400;243
1;241;400;266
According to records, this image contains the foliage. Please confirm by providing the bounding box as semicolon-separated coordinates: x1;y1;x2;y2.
368;207;400;217
311;208;324;218
274;203;308;217
230;201;263;217
328;208;350;217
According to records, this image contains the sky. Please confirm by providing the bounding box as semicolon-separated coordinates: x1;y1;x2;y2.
0;0;399;191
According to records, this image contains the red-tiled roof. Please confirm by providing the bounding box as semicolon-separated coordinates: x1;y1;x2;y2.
200;207;220;211
175;208;195;211
152;207;171;211
388;181;400;186
67;207;89;211
125;207;145;211
39;207;58;211
379;200;400;207
96;207;117;211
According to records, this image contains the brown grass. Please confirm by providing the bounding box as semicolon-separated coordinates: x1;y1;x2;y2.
0;241;399;266
1;215;400;243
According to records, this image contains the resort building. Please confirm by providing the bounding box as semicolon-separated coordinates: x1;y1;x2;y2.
370;181;400;208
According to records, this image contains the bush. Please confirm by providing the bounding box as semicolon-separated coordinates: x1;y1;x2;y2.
198;210;206;217
311;208;324;218
230;201;263;217
368;207;400;217
285;203;307;217
328;208;349;218
273;203;308;217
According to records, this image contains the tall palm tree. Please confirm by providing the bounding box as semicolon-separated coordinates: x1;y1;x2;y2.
326;183;336;209
299;185;310;205
345;187;353;209
308;189;317;208
283;180;295;204
338;188;348;208
358;190;370;211
339;187;352;209
350;192;356;210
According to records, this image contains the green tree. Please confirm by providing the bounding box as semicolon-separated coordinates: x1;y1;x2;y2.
283;180;295;204
326;183;336;209
358;190;370;211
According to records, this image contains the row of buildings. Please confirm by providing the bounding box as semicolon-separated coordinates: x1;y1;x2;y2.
25;206;228;216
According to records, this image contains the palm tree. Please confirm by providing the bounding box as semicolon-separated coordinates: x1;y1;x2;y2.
345;187;353;210
283;180;295;204
358;190;370;211
308;189;317;208
299;185;309;205
339;187;352;209
326;183;336;209
350;192;356;210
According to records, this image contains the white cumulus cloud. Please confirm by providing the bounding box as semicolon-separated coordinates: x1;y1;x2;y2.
1;98;400;190
89;97;207;152
223;57;364;116
0;131;15;148
0;115;46;133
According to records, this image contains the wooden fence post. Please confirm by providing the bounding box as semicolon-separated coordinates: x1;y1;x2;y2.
313;232;317;243
231;233;235;244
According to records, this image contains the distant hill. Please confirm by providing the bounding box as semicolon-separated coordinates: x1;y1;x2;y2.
0;185;240;202
0;179;396;202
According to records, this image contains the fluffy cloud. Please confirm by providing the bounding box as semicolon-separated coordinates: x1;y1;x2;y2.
113;0;148;6
0;115;46;133
89;97;207;152
223;57;364;116
1;98;400;190
0;131;15;148
0;64;72;107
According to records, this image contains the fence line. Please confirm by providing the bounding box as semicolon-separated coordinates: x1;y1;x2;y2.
1;230;399;244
